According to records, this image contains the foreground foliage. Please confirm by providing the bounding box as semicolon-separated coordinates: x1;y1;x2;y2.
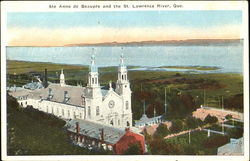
7;94;110;155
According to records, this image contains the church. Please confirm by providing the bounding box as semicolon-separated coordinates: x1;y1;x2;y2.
8;54;133;128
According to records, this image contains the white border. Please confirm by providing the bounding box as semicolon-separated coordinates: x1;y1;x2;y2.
1;1;249;161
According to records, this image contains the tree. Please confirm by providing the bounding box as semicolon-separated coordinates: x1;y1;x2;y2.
154;123;170;138
186;116;198;129
204;114;218;124
170;119;184;133
124;142;143;155
225;114;233;120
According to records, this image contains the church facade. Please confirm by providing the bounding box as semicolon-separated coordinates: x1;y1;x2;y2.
9;54;133;128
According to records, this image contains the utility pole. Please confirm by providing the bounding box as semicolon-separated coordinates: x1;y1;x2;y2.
143;100;146;115
221;96;224;110
164;87;167;115
203;89;206;107
218;96;220;108
188;130;191;144
222;119;225;135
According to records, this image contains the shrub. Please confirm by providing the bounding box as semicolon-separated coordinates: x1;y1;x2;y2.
124;142;143;155
203;135;229;148
226;128;243;139
170;119;184;133
204;114;218;124
154;123;170;138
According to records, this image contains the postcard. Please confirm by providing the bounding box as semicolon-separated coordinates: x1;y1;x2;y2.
1;1;249;161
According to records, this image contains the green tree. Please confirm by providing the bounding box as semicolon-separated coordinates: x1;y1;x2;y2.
204;114;218;124
154;123;170;138
124;142;143;155
225;114;233;120
170;119;184;133
186;116;198;129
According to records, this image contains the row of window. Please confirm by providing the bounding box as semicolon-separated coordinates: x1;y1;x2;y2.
87;102;129;117
43;105;83;119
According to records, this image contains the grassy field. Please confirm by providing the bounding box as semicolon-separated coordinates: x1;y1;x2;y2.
7;60;244;118
165;130;227;155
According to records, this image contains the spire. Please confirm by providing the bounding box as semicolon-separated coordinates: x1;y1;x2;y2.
109;80;113;90
60;68;65;86
143;100;146;115
120;48;125;67
89;48;98;73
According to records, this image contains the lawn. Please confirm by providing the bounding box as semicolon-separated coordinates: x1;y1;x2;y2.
165;130;228;155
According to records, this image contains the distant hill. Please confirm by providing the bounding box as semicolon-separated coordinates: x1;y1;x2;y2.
65;39;243;47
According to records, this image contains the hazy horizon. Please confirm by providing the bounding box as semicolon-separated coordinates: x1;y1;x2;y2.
7;11;242;46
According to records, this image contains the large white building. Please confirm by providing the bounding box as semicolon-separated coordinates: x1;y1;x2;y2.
8;54;133;128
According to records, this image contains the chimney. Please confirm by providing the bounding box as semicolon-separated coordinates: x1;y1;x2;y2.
99;128;104;143
75;122;80;134
44;68;48;88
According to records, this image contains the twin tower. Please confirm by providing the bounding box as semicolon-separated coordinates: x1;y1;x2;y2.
60;53;132;127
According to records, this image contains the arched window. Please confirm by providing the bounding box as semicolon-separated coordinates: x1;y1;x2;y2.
122;75;124;80
88;106;91;116
73;111;76;118
118;119;120;126
95;77;97;84
92;78;94;84
96;106;99;116
126;101;129;109
68;110;70;117
110;120;113;126
127;121;130;127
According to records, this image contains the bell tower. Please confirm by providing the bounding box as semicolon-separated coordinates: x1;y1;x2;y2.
115;52;132;127
85;50;102;120
115;53;131;95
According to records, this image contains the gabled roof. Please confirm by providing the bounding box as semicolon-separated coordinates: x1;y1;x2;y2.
28;84;86;107
65;119;126;144
103;89;121;101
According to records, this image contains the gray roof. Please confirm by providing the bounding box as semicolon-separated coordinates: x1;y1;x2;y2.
101;89;109;97
135;114;163;126
28;84;86;107
8;88;31;98
23;82;44;90
65;119;126;144
9;83;113;107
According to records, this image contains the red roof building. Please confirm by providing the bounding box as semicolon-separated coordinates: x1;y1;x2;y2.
65;119;145;154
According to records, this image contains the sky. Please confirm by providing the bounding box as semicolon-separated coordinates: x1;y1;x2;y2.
7;11;242;46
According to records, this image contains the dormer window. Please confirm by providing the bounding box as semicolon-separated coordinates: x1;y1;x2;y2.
64;91;70;103
48;88;53;100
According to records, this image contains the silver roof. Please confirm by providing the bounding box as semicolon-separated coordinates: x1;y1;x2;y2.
28;84;86;107
135;114;163;126
65;119;126;144
23;82;44;90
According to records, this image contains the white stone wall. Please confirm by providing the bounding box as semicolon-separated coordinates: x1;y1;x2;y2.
18;99;85;120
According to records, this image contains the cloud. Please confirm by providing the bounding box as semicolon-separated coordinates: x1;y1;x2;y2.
7;25;241;46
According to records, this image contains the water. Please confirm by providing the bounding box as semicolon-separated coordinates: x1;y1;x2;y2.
6;44;243;73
